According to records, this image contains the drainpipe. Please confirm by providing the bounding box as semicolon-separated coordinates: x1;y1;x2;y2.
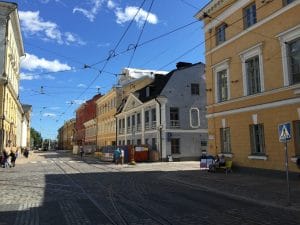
114;114;118;147
154;97;163;162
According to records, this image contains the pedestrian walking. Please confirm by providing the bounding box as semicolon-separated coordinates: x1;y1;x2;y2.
10;151;16;167
114;148;121;165
2;150;10;168
120;148;124;165
23;148;29;158
80;146;84;159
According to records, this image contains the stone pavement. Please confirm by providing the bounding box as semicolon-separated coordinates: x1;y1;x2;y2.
80;152;300;212
14;150;300;212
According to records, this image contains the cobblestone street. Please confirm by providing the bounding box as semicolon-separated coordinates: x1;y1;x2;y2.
0;151;299;225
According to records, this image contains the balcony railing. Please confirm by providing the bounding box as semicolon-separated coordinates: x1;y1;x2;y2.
145;122;150;130
127;127;131;133
119;128;125;134
151;121;156;129
170;120;180;128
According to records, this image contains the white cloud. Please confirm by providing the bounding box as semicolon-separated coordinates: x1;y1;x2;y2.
73;0;104;22
107;0;116;9
21;53;71;72
43;113;57;117
77;83;87;88
115;6;158;26
19;86;24;91
20;73;40;80
19;11;85;45
20;72;55;80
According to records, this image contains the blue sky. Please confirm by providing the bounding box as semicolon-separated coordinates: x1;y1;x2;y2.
9;0;209;139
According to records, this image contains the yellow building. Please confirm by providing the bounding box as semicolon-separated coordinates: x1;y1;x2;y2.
58;119;75;150
196;0;300;172
0;2;24;151
96;87;121;148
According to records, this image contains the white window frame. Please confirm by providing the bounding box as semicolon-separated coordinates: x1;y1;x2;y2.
213;59;230;103
239;43;265;96
189;107;200;128
277;25;300;86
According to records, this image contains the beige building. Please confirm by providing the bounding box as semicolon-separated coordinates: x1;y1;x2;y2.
58;118;75;150
0;2;24;151
196;0;300;172
96;68;168;149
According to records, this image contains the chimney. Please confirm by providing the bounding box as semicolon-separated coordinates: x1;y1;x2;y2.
176;62;192;69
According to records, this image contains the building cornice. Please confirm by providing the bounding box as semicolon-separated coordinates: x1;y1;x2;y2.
195;0;230;20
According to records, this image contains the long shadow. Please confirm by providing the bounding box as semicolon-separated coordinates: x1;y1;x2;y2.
0;153;300;225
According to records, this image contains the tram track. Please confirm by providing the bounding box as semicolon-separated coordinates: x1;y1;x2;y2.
53;157;174;225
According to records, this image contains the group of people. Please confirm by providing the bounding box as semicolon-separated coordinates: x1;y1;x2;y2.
1;149;17;168
0;147;30;168
114;148;124;165
208;154;226;172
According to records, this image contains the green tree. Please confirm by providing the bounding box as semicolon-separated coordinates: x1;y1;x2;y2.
30;128;43;148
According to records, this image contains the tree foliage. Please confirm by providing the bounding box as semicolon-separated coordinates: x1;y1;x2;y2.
30;128;43;147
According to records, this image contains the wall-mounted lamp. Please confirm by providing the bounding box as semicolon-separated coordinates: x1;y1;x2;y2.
206;88;212;92
231;80;239;83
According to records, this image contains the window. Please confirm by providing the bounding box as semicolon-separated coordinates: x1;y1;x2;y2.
151;108;156;122
190;108;200;128
137;139;141;145
243;3;256;29
132;114;135;127
213;59;230;103
151;138;157;150
240;43;264;96
145;110;150;129
293;121;300;156
171;138;180;154
283;0;295;5
127;140;131;145
170;107;180;128
146;87;150;97
216;23;226;45
127;117;131;128
191;83;200;95
246;56;261;95
217;69;228;102
201;141;207;147
220;128;231;153
137;113;141;125
287;38;300;84
249;124;265;155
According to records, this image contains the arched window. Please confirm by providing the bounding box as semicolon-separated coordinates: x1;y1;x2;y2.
190;107;200;128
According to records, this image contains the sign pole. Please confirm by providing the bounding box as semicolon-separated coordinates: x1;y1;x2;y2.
284;138;291;206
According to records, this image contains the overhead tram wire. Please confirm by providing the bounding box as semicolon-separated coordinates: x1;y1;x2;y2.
127;0;155;67
90;0;147;68
156;0;282;70
55;0;147;123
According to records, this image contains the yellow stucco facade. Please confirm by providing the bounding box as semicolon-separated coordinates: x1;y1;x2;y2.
0;2;24;151
96;87;121;148
196;0;300;172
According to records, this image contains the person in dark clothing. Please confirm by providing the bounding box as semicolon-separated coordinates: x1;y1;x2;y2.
23;148;29;158
2;150;10;168
10;151;16;167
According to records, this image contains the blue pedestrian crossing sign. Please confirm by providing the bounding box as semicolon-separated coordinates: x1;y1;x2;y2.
278;122;292;142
